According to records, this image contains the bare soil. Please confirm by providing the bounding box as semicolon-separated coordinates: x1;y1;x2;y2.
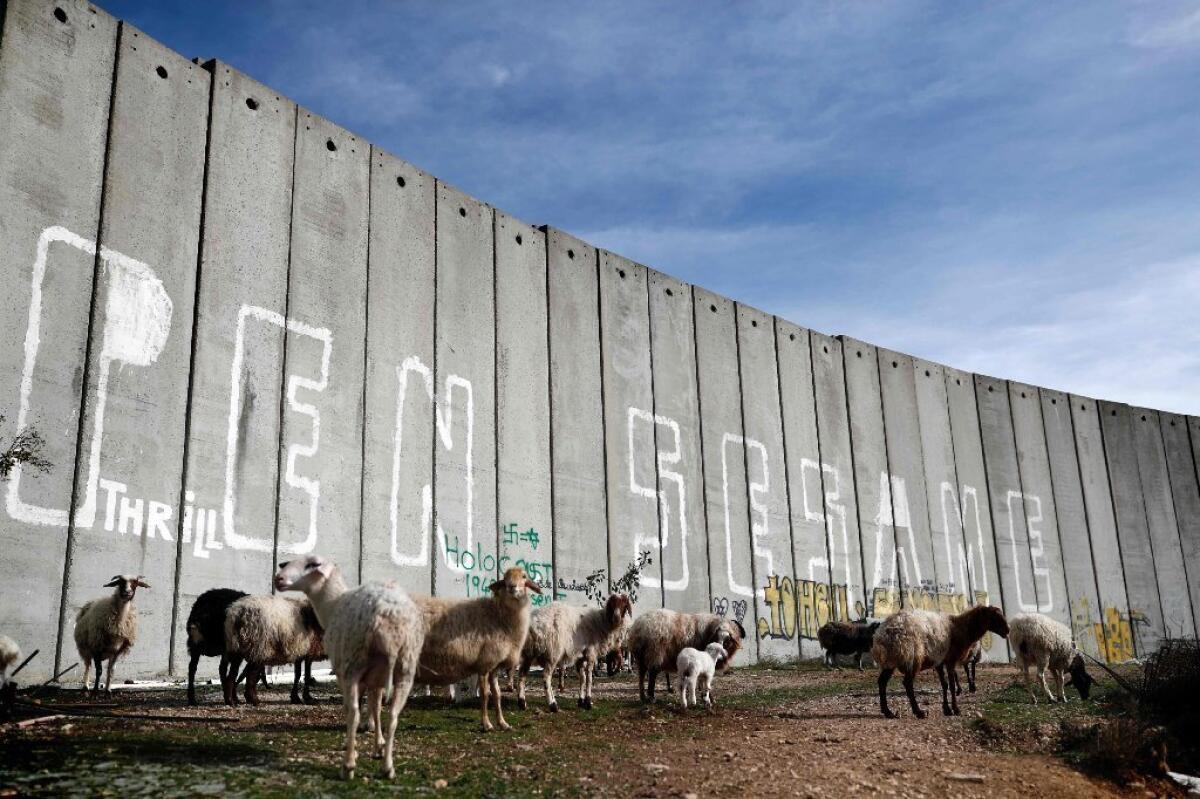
0;663;1184;797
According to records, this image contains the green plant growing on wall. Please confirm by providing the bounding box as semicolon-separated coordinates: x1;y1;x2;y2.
0;415;51;481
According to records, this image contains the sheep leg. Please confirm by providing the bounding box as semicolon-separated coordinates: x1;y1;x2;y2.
1019;662;1037;704
878;667;896;718
1055;669;1068;703
557;666;565;692
367;687;385;756
479;674;494;731
646;668;659;704
82;660;92;694
947;668;961;715
903;671;925;719
1039;666;1057;703
245;663;261;707
581;656;594;710
291;660;304;704
341;677;362;780
223;656;240;706
701;673;712;709
516;660;529;711
382;666;415;780
187;651;201;706
968;659;977;693
637;666;648;703
665;672;674;694
856;651;864;671
490;671;511;731
935;665;953;716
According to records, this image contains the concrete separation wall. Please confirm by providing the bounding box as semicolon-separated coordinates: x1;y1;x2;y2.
1;0;1196;680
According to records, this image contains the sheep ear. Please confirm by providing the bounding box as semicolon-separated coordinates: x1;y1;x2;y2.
734;621;747;639
525;579;542;594
134;577;151;589
489;579;505;594
103;577;121;588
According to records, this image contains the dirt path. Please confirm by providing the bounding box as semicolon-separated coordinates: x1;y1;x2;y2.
0;665;1178;797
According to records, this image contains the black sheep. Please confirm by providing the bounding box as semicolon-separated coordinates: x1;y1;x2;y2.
185;588;248;706
817;620;880;669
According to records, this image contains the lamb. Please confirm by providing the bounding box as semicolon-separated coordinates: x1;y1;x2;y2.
275;556;425;781
817;619;880;669
627;609;745;704
223;594;326;706
74;575;148;695
1008;612;1094;704
183;588;248;706
676;642;728;710
516;594;632;712
956;639;983;695
410;566;541;731
871;604;1008;719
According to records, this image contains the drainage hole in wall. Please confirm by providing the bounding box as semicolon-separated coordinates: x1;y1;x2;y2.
709;304;717;313
1050;398;1057;404
326;139;337;152
1141;415;1147;421
1111;409;1117;416
891;360;898;368
1170;420;1176;426
856;351;862;358
955;378;961;385
245;97;259;111
665;288;673;297
789;333;795;341
1021;392;1026;398
53;7;67;23
751;319;758;327
567;249;575;260
823;345;829;354
988;385;994;392
459;207;466;217
156;66;168;79
618;269;626;279
924;370;930;377
396;175;406;188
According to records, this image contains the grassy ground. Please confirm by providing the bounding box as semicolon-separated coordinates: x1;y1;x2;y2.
0;665;1182;798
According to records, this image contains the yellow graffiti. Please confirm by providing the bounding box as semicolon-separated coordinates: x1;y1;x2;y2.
871;588;994;651
757;575;861;641
1100;605;1136;662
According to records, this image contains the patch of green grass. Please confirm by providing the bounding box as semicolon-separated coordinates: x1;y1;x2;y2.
972;677;1128;733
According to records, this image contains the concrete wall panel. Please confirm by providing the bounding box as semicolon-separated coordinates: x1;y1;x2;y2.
274;112;368;582
0;0;117;679
912;359;971;611
776;321;830;656
546;230;606;606
975;375;1038;619
1099;401;1165;655
359;150;435;594
694;289;757;661
1162;413;1200;637
173;65;295;677
878;350;938;609
62;26;208;679
599;252;663;610
842;338;899;617
432;184;495;599
1007;382;1072;628
646;271;710;613
810;333;866;621
1131;408;1195;639
495;216;552;603
1039;389;1105;658
945;368;1005;660
735;305;798;662
1070;396;1134;661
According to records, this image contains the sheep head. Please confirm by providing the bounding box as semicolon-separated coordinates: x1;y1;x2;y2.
704;642;728;666
489;567;541;605
1066;652;1094;700
275;555;336;594
103;575;148;602
709;617;745;670
605;594;633;628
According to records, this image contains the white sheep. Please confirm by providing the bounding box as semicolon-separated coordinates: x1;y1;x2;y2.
223;594;326;706
871;605;1009;718
275;555;425;781
1008;612;1095;704
627;609;745;704
676;642;728;710
516;594;632;712
0;634;19;688
74;575;148;695
411;566;541;732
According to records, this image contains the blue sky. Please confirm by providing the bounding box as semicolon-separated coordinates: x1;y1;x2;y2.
104;1;1200;413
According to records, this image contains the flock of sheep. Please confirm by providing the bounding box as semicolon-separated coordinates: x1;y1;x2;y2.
0;558;1097;781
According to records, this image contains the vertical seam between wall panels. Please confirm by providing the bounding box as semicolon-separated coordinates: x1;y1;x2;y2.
909;362;942;607
1097;404;1139;657
1004;381;1042;614
490;208;500;581
837;339;867;621
54;21;123;674
1181;419;1200;637
268;105;301;588
644;273;665;608
972;377;1010;659
429;182;439;596
1030;389;1068;621
356;149;374;586
771;321;802;658
167;60;216;676
1155;414;1197;638
1067;398;1116;657
941;369;974;608
690;289;714;611
732;304;761;656
596;250;613;593
805;333;835;631
864;343;901;608
542;228;557;599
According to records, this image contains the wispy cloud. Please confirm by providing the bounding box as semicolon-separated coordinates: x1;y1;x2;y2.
103;0;1200;412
